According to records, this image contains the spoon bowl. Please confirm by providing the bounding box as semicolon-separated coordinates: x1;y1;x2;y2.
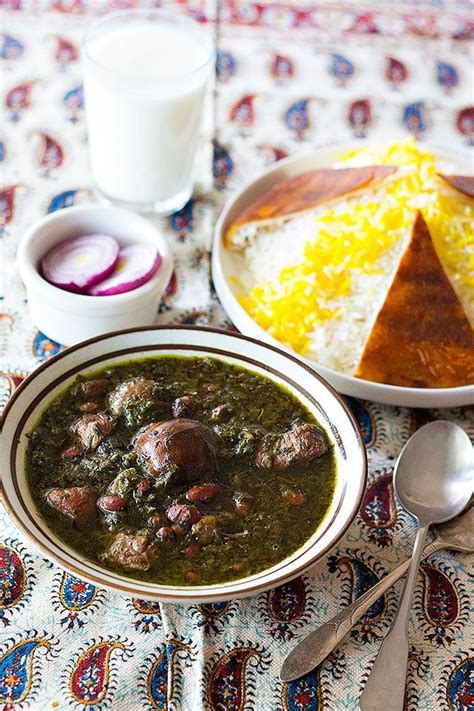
394;420;473;524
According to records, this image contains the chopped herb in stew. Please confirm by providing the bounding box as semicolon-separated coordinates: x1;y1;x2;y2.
26;356;337;585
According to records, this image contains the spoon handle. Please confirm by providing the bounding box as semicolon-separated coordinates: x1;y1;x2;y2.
359;524;430;711
279;537;442;682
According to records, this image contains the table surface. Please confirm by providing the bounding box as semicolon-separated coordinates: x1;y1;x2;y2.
1;2;473;709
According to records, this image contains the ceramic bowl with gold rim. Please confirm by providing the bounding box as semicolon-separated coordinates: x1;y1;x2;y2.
0;326;366;603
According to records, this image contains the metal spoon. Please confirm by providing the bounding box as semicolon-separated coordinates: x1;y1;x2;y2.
360;421;473;711
279;505;473;683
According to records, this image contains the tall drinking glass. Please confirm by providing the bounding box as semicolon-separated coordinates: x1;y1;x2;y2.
82;9;215;214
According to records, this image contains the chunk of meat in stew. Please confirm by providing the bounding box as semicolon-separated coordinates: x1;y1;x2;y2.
45;486;97;520
192;515;219;545
134;418;220;483
80;379;106;398
256;423;328;470
108;377;156;415
102;532;157;571
71;413;116;451
171;395;195;418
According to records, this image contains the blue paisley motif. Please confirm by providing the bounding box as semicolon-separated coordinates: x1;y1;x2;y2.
213;140;234;182
344;397;374;446
283;669;321;710
436;60;459;91
63;85;84;123
328;556;384;619
169;199;194;234
1;34;24;60
48;189;78;213
349;559;383;618
284;99;310;139
447;657;474;710
147;650;168;709
330;53;354;81
60;574;96;610
33;331;62;359
146;641;188;709
63;86;84;109
0;638;51;704
216;50;237;80
54;572;102;631
403;101;428;137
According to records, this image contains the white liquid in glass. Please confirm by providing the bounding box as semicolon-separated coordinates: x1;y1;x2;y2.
83;19;212;210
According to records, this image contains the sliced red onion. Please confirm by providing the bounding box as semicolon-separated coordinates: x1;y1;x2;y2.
88;244;162;296
40;234;120;293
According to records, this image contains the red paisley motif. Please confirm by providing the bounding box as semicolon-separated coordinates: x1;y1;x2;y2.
5;82;35;111
7;373;25;389
36;133;64;172
421;564;459;627
457;107;474;140
386;57;409;85
360;474;397;528
69;641;125;704
1;186;20;227
267;577;306;622
270;53;294;80
55;36;78;64
259;145;289;163
132;599;161;615
164;270;177;298
208;648;258;711
0;546;25;607
229;95;256;128
1;374;27;415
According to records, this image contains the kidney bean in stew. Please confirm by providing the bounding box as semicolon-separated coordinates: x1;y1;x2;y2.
27;356;337;585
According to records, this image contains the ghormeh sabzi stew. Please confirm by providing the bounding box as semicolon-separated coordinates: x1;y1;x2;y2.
27;357;337;585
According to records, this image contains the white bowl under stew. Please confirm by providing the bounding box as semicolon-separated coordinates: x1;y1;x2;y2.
17;205;174;346
0;327;366;603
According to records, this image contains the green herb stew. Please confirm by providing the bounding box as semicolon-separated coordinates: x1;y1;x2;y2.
27;357;337;585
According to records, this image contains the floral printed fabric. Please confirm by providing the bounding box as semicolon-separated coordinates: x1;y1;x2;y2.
0;1;473;709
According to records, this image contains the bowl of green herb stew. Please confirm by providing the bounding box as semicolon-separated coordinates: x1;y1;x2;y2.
1;327;366;602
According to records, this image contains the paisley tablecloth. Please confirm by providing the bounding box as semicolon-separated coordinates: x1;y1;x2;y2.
1;1;473;709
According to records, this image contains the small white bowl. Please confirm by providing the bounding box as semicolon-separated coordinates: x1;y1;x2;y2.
0;326;366;603
17;205;174;346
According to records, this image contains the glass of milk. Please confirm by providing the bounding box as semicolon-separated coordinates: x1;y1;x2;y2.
82;10;215;214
